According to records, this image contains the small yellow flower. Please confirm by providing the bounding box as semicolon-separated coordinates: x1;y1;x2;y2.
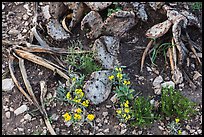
124;108;130;113
72;77;76;81
66;92;72;100
178;130;182;135
73;98;81;103
87;114;95;121
76;108;82;113
74;113;82;120
117;73;123;80
108;75;114;81
125;114;131;120
75;88;82;93
123;80;131;85
124;100;129;107
116;109;122;114
175;118;180;124
63;112;72;122
82;100;89;107
123;113;127;118
115;67;122;71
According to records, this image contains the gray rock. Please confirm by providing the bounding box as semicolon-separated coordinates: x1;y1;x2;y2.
18;128;24;132
153;76;163;87
2;78;14;91
5;111;11;119
154;87;161;95
14;104;28;116
102;112;108;117
96;132;104;135
8;29;20;36
120;129;127;134
110;94;117;103
24;114;32;121
158;126;164;131
93;36;120;69
186;125;191;131
50;113;59;121
161;81;175;89
2;3;5;10
104;128;109;133
106;105;112;108
22;14;29;20
182;130;188;135
96;118;101;123
138;131;143;135
83;70;112;105
84;2;112;11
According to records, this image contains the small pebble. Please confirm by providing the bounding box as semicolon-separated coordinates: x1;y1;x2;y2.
120;129;127;134
5;111;11;119
24;114;32;121
106;105;112;108
186;125;191;131
14;104;28;116
102;112;108;117
96;132;104;135
158;126;164;131
138;131;142;135
104;128;109;133
2;78;14;91
182;130;188;135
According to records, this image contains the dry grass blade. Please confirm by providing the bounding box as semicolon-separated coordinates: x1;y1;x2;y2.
62;13;73;34
31;26;50;48
40;81;56;135
8;54;33;103
141;39;154;72
172;39;177;68
18;57;44;115
185;33;201;65
168;47;174;71
14;49;70;80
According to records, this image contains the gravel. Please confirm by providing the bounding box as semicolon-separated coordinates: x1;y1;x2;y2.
2;78;15;91
14;105;28;116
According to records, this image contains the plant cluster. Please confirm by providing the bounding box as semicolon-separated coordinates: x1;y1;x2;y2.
56;75;95;127
63;40;102;75
191;2;202;11
167;118;182;135
161;86;197;120
109;67;155;126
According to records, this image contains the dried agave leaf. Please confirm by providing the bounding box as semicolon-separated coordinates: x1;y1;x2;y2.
83;70;112;105
146;20;172;39
8;54;33;103
14;49;70;80
81;11;103;39
103;10;136;38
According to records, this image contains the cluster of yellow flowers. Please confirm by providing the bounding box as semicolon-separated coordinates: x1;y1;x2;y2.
63;108;95;123
66;88;90;107
116;100;132;121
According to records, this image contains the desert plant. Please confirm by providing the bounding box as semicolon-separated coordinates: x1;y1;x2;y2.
161;86;197;120
130;96;155;127
167;118;182;135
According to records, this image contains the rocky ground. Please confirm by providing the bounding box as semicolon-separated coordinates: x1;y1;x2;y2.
2;2;202;135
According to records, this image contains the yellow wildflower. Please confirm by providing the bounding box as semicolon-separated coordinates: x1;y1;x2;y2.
116;109;122;114
63;112;72;122
125;114;131;120
175;118;180;124
117;73;123;80
82;100;89;107
76;108;82;113
74;113;82;120
87;114;95;121
123;80;131;85
124;108;130;113
72;77;76;81
108;75;115;81
66;92;72;100
124;100;129;107
75;88;82;93
123;113;127;118
115;67;122;71
73;98;81;103
178;130;182;135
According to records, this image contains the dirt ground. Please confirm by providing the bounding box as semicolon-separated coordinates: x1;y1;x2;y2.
2;2;202;135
